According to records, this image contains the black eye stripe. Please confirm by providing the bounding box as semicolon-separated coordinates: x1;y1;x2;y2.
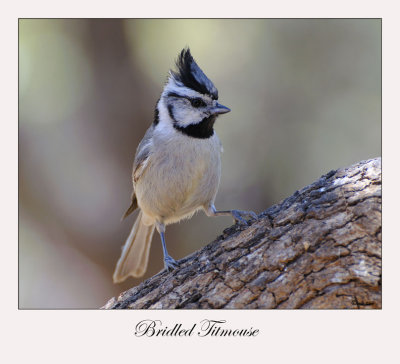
190;98;206;108
167;92;207;108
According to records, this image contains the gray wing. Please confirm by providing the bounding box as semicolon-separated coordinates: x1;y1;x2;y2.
122;192;137;220
132;125;154;183
122;125;154;220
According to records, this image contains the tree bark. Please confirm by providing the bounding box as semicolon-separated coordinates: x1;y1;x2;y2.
103;158;381;309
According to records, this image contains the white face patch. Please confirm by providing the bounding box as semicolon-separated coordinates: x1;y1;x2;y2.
169;99;208;127
162;77;214;128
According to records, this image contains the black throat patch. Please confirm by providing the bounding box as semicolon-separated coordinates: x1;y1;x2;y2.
168;104;216;139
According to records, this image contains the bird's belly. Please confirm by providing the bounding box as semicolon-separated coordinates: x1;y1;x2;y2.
135;137;221;224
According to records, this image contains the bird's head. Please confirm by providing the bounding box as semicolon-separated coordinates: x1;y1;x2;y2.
157;48;230;138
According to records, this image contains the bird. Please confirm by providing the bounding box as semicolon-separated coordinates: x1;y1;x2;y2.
113;47;257;283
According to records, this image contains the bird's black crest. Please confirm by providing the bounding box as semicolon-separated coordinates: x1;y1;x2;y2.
172;48;218;100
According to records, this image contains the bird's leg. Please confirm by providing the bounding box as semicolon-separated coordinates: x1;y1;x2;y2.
156;222;179;271
205;204;258;226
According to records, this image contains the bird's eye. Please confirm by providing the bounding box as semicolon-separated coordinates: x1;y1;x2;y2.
190;98;206;108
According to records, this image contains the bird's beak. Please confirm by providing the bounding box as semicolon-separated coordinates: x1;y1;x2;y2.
210;102;231;115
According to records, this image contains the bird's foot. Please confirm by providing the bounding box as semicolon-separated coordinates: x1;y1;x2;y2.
164;255;179;272
231;210;258;226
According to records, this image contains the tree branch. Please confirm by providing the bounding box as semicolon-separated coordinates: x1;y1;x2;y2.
103;158;381;309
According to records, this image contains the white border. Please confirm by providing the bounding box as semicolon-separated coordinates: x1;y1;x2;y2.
3;1;399;363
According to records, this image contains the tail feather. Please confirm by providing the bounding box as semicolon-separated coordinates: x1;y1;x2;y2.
113;211;155;283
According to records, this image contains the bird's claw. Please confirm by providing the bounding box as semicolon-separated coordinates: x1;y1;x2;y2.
231;210;258;226
164;255;179;272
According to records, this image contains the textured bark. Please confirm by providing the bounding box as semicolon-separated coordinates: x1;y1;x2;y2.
103;158;381;309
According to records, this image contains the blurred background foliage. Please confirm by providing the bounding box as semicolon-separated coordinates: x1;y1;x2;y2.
19;19;381;308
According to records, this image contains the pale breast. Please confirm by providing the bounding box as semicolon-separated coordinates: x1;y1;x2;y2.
135;132;222;224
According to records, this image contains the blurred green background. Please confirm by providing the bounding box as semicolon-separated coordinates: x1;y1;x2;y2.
19;19;381;308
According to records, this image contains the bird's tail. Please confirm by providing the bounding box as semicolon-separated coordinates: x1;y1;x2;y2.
113;211;155;283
